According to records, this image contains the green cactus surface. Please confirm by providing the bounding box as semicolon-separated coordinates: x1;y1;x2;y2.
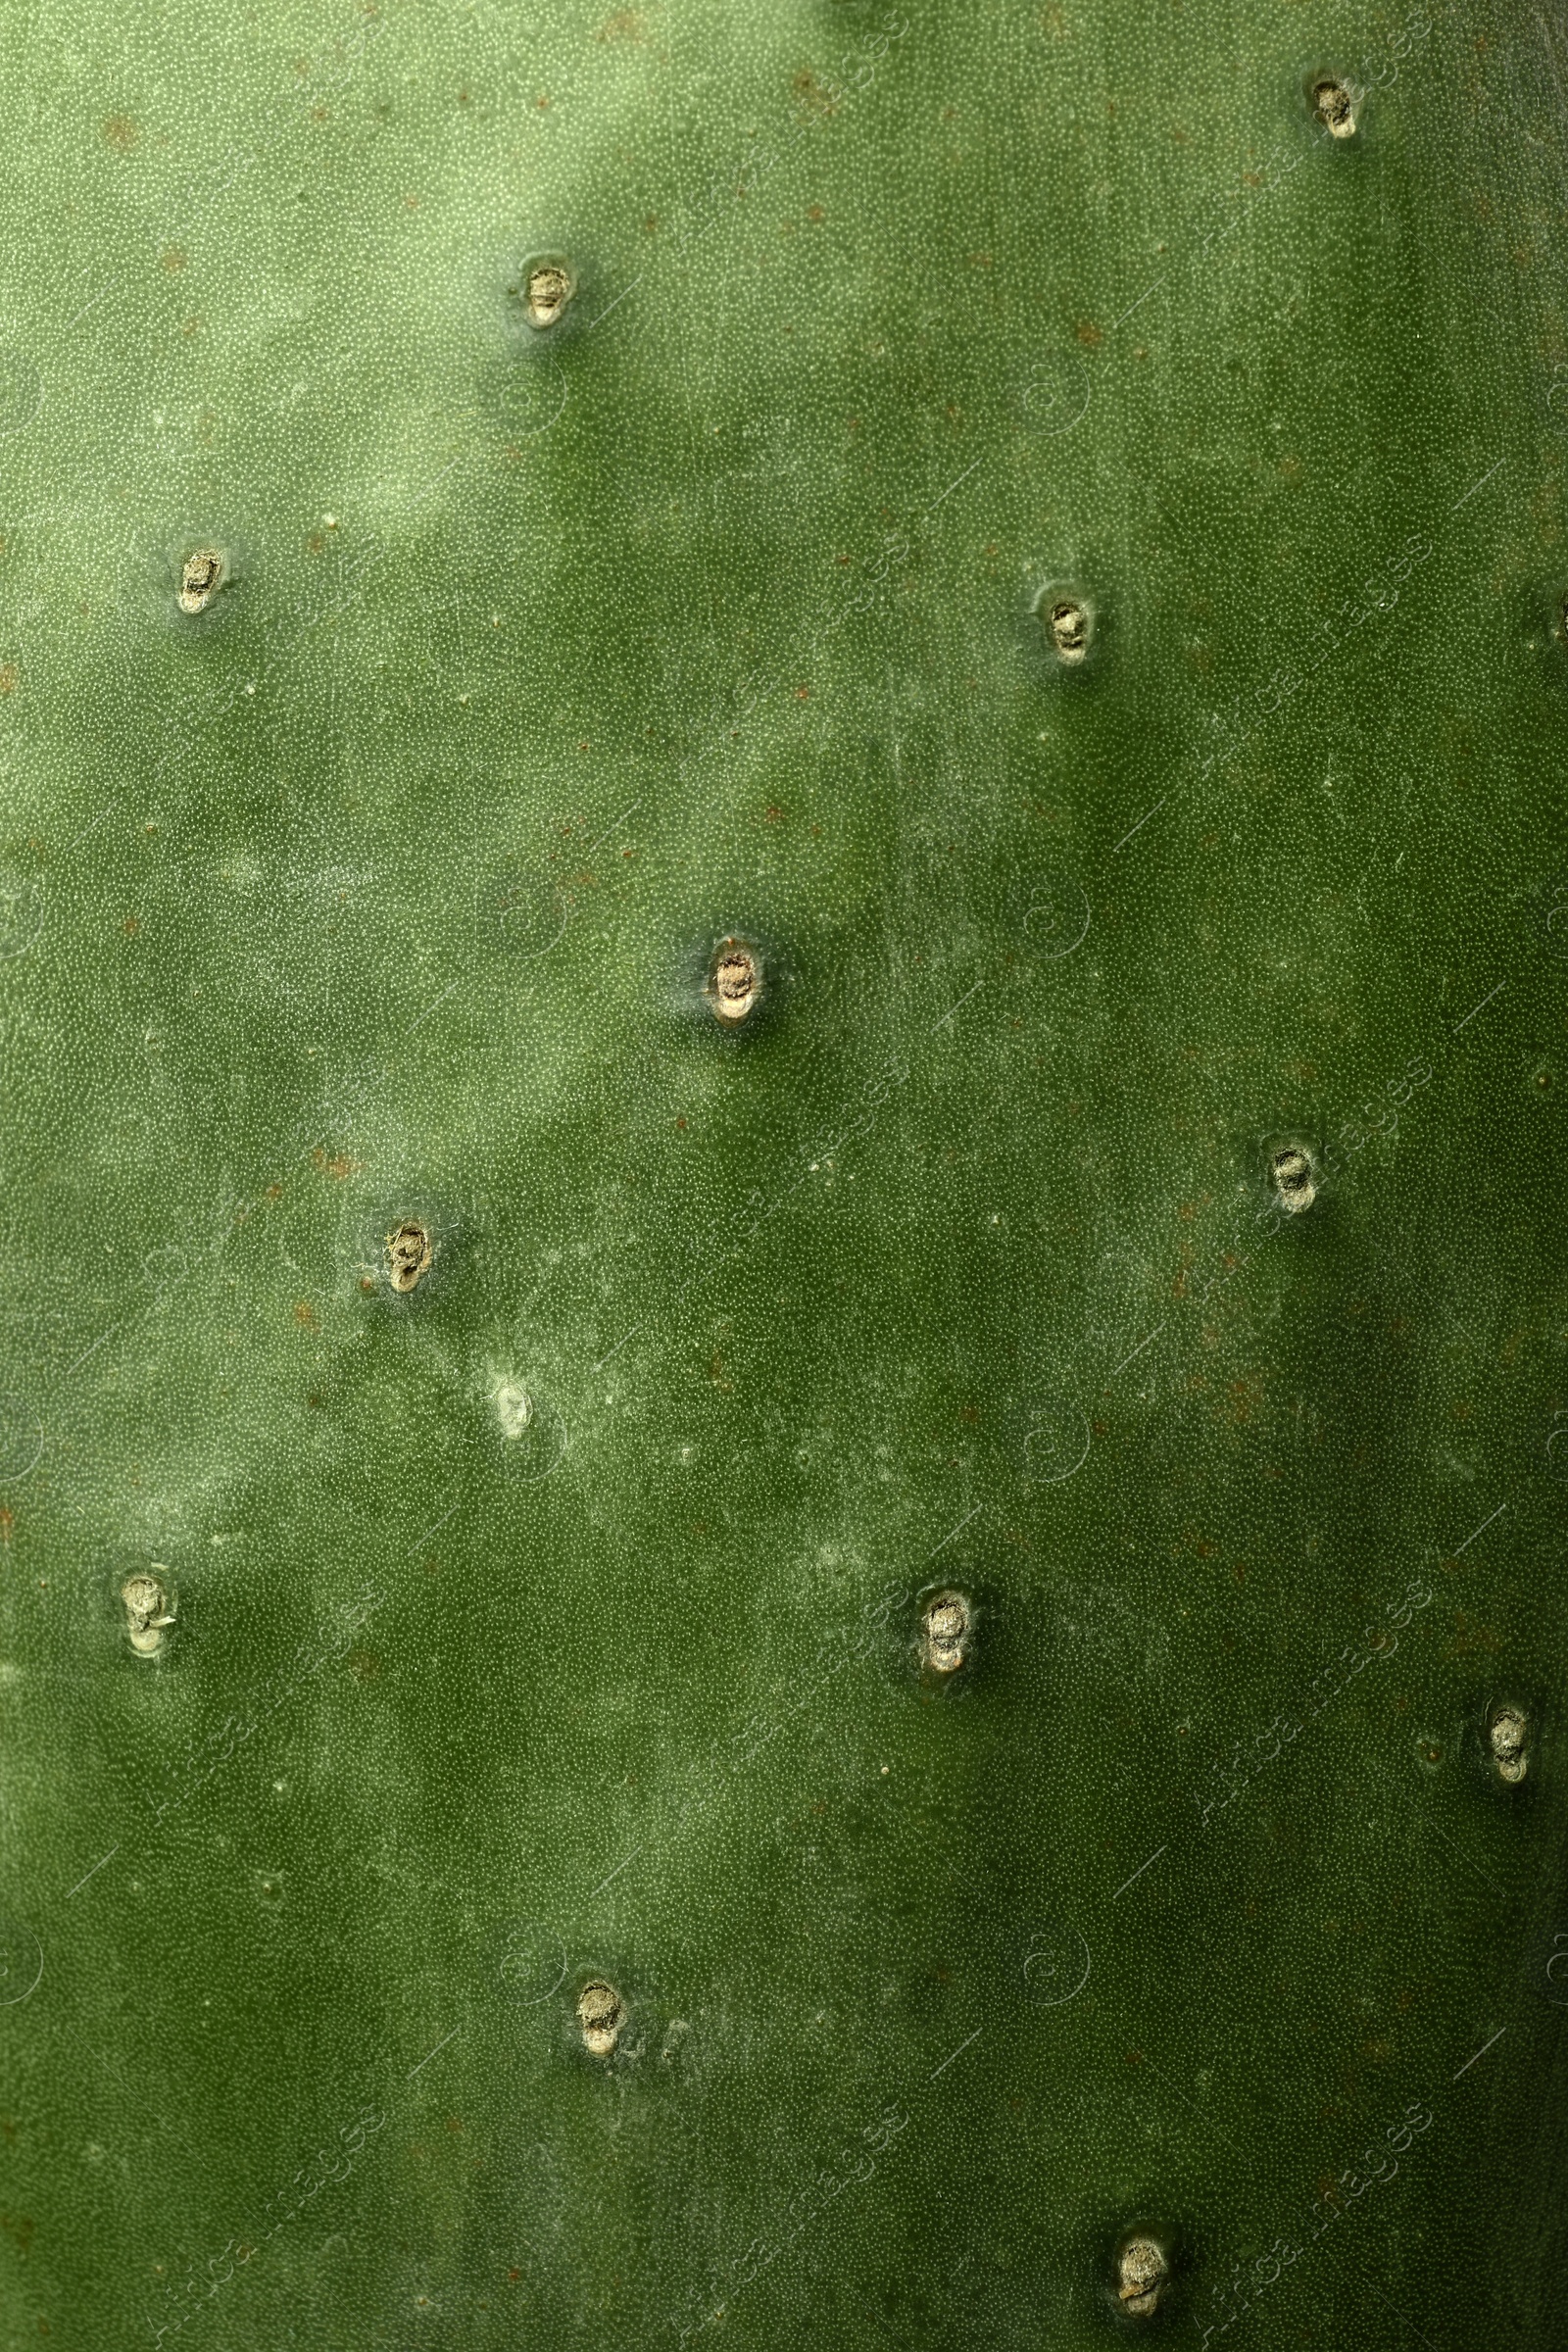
2;0;1565;2346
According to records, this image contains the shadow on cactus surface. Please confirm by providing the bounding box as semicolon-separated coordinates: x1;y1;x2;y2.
0;0;1564;2344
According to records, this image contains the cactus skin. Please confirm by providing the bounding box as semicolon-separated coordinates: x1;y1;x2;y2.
1;0;1565;2345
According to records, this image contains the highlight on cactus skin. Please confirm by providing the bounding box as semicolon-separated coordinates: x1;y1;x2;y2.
492;1377;535;1440
3;0;1560;2345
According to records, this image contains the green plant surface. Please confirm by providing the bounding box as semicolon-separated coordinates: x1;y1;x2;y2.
1;0;1565;2346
